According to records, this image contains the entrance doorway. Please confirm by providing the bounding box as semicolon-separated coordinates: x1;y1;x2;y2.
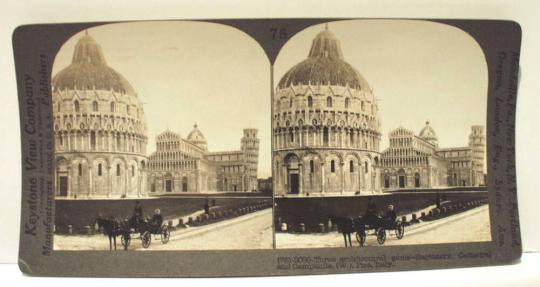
398;175;405;188
414;173;420;188
182;177;188;192
290;174;299;194
165;180;173;192
59;176;68;196
284;153;300;194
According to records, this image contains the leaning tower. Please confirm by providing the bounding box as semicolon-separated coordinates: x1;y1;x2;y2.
241;129;260;191
469;125;485;186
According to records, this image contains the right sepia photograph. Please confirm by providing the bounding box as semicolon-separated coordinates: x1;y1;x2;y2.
272;20;490;248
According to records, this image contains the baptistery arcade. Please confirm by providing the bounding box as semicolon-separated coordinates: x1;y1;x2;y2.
273;26;382;196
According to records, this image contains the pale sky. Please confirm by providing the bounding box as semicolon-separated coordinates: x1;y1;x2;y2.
52;21;272;178
274;20;488;151
53;20;488;179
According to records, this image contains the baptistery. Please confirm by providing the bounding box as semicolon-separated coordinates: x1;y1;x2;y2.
52;32;148;198
273;26;382;196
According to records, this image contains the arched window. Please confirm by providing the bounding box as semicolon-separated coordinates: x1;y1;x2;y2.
90;131;96;150
289;98;293;108
349;160;354;173
92;101;98;112
345;98;350;109
132;165;135;177
310;160;314;173
384;176;390;188
323;127;329;146
116;164;121;176
289;129;294;143
307;96;313;108
74;100;80;112
116;134;121;151
361;101;365;111
57;102;61;112
414;173;420;187
364;162;369;173
97;163;102;176
78;163;82;176
110;102;115;112
326;96;332;108
331;160;335;173
350;131;354;145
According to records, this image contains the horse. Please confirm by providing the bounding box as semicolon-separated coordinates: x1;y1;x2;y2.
329;216;355;247
95;217;120;251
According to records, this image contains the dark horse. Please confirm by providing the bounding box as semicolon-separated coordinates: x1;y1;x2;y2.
95;217;120;251
329;216;355;247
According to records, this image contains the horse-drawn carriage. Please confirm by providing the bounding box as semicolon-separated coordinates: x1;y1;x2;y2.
120;216;170;249
95;215;170;250
331;215;405;247
353;216;404;246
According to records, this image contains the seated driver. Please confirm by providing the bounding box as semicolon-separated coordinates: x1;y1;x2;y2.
384;205;397;228
363;197;378;227
151;208;163;233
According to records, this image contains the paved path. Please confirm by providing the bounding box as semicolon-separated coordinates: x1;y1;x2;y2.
55;208;273;251
275;205;491;248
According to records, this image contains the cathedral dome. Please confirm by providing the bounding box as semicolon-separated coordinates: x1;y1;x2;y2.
52;31;136;95
419;121;438;146
187;124;208;150
277;26;370;90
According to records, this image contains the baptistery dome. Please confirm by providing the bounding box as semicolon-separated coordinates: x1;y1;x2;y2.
52;31;148;198
278;27;370;90
52;31;135;95
273;25;382;196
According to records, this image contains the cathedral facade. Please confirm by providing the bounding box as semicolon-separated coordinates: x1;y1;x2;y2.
147;127;259;193
52;32;148;198
273;27;382;196
380;122;485;190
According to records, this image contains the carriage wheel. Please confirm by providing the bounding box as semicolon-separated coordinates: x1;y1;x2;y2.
396;223;405;239
161;226;170;244
377;228;386;245
355;231;366;247
121;233;131;248
141;231;152;249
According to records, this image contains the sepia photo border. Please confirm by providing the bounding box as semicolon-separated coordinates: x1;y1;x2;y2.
14;18;521;277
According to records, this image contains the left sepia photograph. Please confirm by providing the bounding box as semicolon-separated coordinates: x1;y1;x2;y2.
51;21;273;251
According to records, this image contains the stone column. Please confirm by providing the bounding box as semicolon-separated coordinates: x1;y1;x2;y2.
88;163;93;197
340;162;345;194
298;163;303;194
282;164;288;194
67;166;72;197
195;171;200;193
108;165;112;197
320;162;326;193
125;165;129;197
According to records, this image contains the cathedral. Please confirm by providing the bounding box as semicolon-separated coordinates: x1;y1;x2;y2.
52;31;148;198
273;26;382;196
147;127;260;193
380;122;485;190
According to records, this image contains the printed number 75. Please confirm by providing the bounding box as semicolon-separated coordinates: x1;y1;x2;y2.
270;28;288;40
